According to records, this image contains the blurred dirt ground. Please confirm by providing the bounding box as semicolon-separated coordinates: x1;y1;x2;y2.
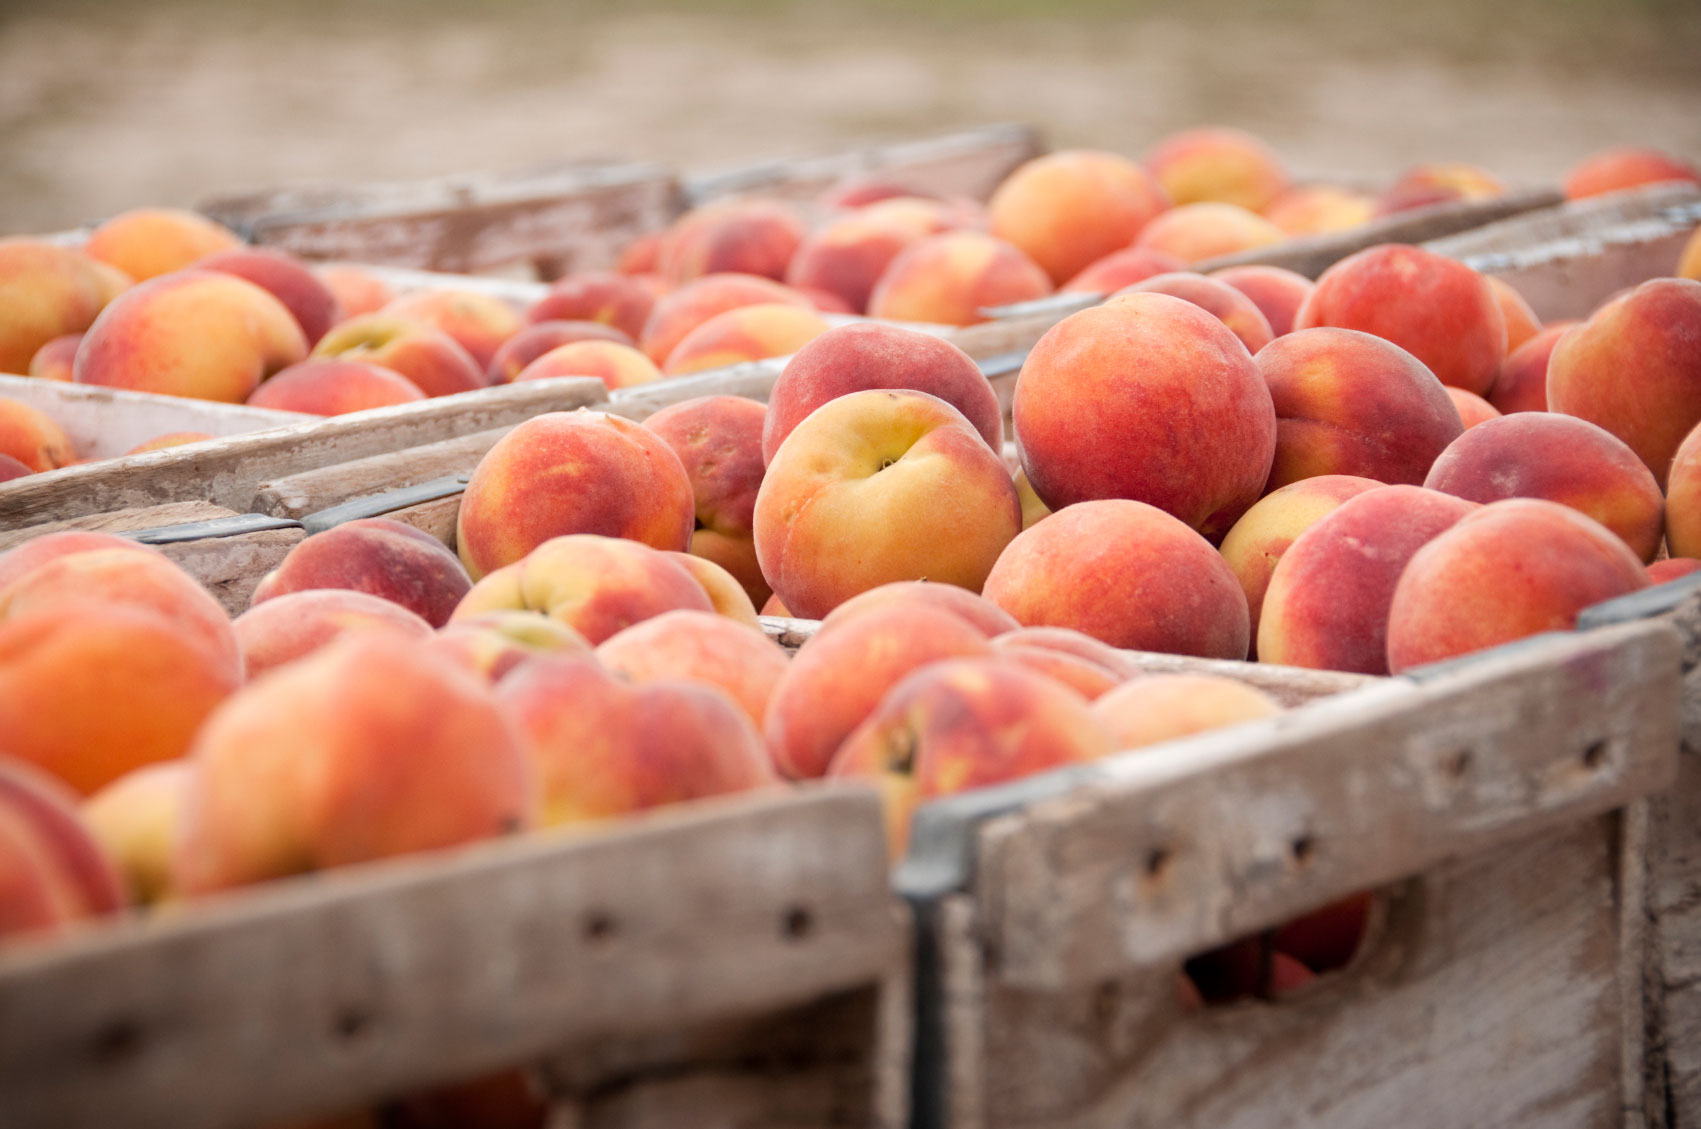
2;0;1699;235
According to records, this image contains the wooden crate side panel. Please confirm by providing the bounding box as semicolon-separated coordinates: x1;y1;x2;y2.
252;427;509;519
1481;229;1694;322
162;527;303;615
1423;181;1701;260
0;374;308;459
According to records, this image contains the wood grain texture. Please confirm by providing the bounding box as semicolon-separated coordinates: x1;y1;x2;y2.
1424;181;1701;260
252;427;508;519
0;373;307;459
161;527;304;615
0;500;236;550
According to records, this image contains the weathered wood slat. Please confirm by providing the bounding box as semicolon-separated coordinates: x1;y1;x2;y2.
0;374;308;460
252;427;507;519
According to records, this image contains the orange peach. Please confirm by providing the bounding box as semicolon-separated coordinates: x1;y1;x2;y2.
1650;558;1701;585
786;206;947;314
866;231;1052;326
988;643;1122;701
1146;127;1290;213
660;199;806;285
382;289;524;371
247;359;424;415
1386;498;1648;671
424;610;591;683
485;319;631;383
988;150;1172;285
818;579;1020;640
0;754;126;939
1262;184;1376;236
312;314;487;397
1092;673;1282;750
984;498;1251;658
616;231;664;276
1446;387;1502;430
1113;272;1274;353
0;396;74;471
1210;264;1316;337
596;609;788;730
234;588;432;679
251;517;472;627
315;263;393;318
1490;322;1574;414
1658;419;1701;560
1681;224;1701;281
1547;278;1701;488
1563;147;1701;200
0;240;127;375
1271;893;1373;978
27;333;81;381
1256;327;1463;490
661;302;830;375
75;269;309;402
1012;294;1276;538
990;625;1147;680
638;273;811;365
1487;276;1542;354
513;339;662;390
1060;247;1187;294
0;530;163;592
197;247;341;346
820;176;936;208
1258;485;1477;674
760;592;791;617
1134;202;1286;265
663;551;761;628
457;411;695;579
82;207;240;281
1373;163;1507;216
1423;413;1663;561
125;431;214;454
82;760;187;906
1294;243;1507;396
526;272;657;341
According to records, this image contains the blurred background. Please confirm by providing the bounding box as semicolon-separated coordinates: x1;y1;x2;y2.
4;0;1699;234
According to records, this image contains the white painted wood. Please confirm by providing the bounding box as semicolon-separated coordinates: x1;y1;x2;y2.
0;374;308;460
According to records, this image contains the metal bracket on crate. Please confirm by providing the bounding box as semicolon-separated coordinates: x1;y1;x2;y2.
123;513;304;545
300;475;471;535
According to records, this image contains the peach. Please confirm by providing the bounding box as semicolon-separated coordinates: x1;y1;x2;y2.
1257;485;1477;675
763;322;1002;462
660;199;806;284
1650;558;1701;585
987;643;1123;701
197;248;341;346
661;302;830;376
82;760;187;906
988;625;1147;680
663;551;761;628
1487;277;1542;354
765;603;994;780
76;269;309;402
1446;387;1502;430
1262;184;1376;236
0;456;30;483
381;289;524;371
451;534;712;645
1423;413;1664;561
1681;223;1701;281
1386;498;1649;672
753;388;1021;619
251;517;472;627
82;207;240;282
125;431;213;454
1060;247;1187;294
389;1069;549;1129
1547;278;1701;488
761;593;791;617
1210;264;1315;337
1217;474;1382;647
174;635;534;895
1134;202;1286;265
1491;322;1574;414
457;411;695;579
0;240;126;374
866;231;1052;326
424;610;591;683
1563;147;1701;200
486;319;631;383
1373;164;1507;216
984;498;1251;658
1146;127;1290;213
247;359;424;415
513;339;662;390
0;396;74;471
988;150;1172;285
638;273;811;365
1015;467;1050;529
1092;673;1282;750
818;579;1020;640
1295;243;1507;396
1658;419;1701;560
0;755;126;940
596;609;788;730
526;272;657;341
616;231;664;276
312;314;487;397
27;333;81;381
0;530;162;592
1113;272;1274;354
820;176;936;208
315;263;393;318
0;606;239;796
1012;294;1276;538
785;207;946;314
1271;893;1373;976
233;588;432;679
829;657;1114;854
1256;327;1463;490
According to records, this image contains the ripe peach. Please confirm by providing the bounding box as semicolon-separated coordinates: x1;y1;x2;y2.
763;322;1002;462
82;207;240;281
486;319;632;383
315;263;393;318
1262;184;1375;237
1270;892;1373;975
1491;322;1574;414
663;551;761;628
1211;264;1315;337
247;359;424;415
988;643;1123;701
1134;202;1286;264
381;289;523;371
251;517;472;627
984;498;1251;659
661;302;830;376
82;760;187;906
818;579;1020;640
1386;499;1648;672
1060;247;1186;294
1258;485;1477;675
312;314;487;397
1563;147;1701;200
27;333;81;382
1487;277;1542;354
820;176;937;208
0;240;125;375
1092;673;1282;750
526;272;657;341
785;207;945;314
988;150;1172;285
234;588;433;679
424;610;591;684
197;247;341;346
1658;419;1701;560
1146;127;1290;213
596;609;788;731
0;456;30;483
1446;387;1502;430
1012;294;1276;538
1650;558;1701;585
1113;272;1274;354
616;231;664;276
1015;467;1050;529
1257;327;1463;491
0;396;74;471
638;273;811;365
1295;243;1507;396
0;530;162;592
512;339;662;390
125;431;213;454
0;755;126;939
866;231;1052;326
989;625;1147;680
457;411;695;580
660;199;806;284
1374;164;1507;216
760;592;792;617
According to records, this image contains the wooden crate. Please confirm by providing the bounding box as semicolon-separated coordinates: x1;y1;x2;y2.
0;786;911;1129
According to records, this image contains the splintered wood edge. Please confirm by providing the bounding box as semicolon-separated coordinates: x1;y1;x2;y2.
974;618;1682;991
0;786;902;1129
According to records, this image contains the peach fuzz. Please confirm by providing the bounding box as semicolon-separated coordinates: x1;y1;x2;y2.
1385;499;1648;673
987;150;1172;285
312;315;486;398
1257;485;1477;675
1295;243;1507;396
659;199;806;284
495;655;772;827
0;606;239;796
82;207;239;282
451;534;712;646
1209;264;1315;337
0;755;126;940
1562;147;1701;200
638;273;810;365
785;207;944;314
315;263;393;318
1262;184;1375;237
247;359;424;415
0;397;74;471
829;657;1114;855
753;388;1021;620
1682;224;1701;281
1133;202;1286;265
486;320;631;383
75;269;308;403
456;411;694;580
1112;272;1274;354
1491;322;1574;414
513;339;662;391
1256;327;1463;491
83;760;188;906
1649;559;1701;585
1012;294;1275;539
424;610;591;684
1146;127;1290;213
197;248;341;346
765;603;994;780
1546;278;1701;488
251;517;472;627
661;302;830;376
173;635;534;896
1447;387;1502;430
0;530;163;593
1659;419;1701;560
526;272;657;342
233;588;432;680
866;230;1052;327
763;322;1002;463
983;498;1251;659
1092;673;1282;751
1218;474;1382;647
665;551;761;629
28;333;81;382
381;289;524;371
817;579;1020;641
125;431;214;454
1487;277;1542;354
596;609;788;731
0;240;126;375
1060;247;1186;294
1423;413;1663;561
